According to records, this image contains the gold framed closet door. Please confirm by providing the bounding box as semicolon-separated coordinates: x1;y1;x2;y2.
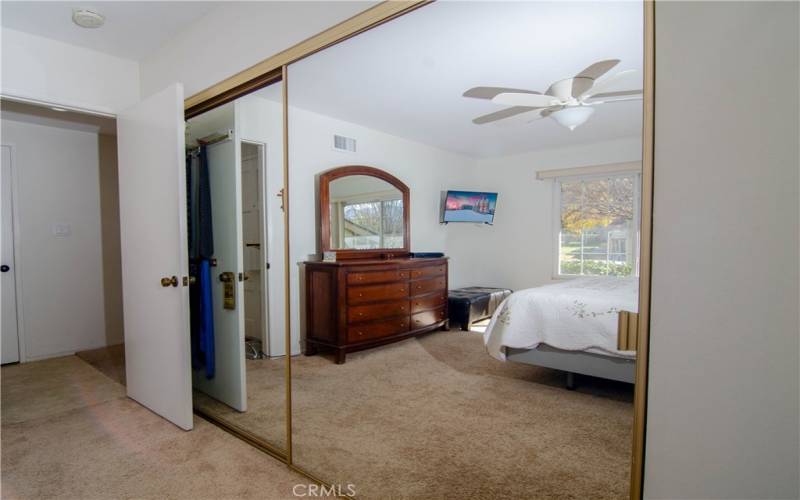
182;1;656;497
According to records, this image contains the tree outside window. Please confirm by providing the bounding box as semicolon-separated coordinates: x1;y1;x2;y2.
558;174;639;277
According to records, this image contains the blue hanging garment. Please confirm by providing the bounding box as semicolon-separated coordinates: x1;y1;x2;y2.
187;146;215;379
198;259;215;379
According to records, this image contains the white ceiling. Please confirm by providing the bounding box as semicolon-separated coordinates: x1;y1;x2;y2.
287;1;644;158
0;1;224;60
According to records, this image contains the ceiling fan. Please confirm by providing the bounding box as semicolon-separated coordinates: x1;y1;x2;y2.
464;59;642;131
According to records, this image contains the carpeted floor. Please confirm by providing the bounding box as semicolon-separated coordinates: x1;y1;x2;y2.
75;330;634;499
0;355;327;499
290;330;634;499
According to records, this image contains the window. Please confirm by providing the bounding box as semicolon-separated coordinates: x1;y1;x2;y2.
340;198;403;249
555;173;640;277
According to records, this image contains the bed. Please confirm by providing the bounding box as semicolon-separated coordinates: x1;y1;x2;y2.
483;276;639;387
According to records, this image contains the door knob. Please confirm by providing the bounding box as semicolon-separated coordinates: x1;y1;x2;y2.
0;265;9;273
160;276;178;287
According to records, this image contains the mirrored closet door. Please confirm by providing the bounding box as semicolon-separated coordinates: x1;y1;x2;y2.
287;2;645;497
187;80;288;455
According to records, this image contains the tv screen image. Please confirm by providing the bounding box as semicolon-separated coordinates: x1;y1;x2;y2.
442;190;498;224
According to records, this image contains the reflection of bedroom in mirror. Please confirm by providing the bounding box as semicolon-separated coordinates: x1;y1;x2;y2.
186;80;288;455
327;174;405;250
289;1;645;498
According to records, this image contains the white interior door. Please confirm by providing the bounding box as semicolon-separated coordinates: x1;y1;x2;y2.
117;84;193;430
1;145;20;365
192;136;246;412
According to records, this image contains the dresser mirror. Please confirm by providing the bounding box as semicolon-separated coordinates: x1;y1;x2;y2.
320;166;410;256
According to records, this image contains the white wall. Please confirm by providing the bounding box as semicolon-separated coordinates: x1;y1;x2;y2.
645;2;799;498
1;118;108;360
139;1;376;99
449;137;642;292
1;28;140;114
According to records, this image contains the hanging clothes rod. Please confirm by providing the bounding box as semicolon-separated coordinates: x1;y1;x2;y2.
186;129;233;150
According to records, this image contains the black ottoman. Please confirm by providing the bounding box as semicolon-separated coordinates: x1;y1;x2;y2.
448;287;513;331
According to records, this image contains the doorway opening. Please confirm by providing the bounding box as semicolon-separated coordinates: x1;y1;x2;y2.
241;141;270;357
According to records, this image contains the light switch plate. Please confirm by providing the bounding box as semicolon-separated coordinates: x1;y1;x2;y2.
52;224;71;237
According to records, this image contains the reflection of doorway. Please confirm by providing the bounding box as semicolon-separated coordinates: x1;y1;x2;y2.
1;145;20;365
241;141;269;355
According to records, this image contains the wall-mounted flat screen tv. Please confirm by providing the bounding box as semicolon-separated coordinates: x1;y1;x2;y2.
441;190;498;224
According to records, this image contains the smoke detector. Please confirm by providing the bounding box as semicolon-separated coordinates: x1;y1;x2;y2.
72;9;105;29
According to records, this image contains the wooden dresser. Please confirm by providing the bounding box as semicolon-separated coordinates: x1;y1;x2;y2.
303;257;448;363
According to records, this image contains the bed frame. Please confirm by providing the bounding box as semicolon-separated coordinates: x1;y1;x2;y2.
506;310;639;389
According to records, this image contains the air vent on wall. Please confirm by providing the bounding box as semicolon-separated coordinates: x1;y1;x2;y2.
333;134;357;153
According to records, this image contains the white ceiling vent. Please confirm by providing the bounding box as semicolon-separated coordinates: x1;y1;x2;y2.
333;134;357;153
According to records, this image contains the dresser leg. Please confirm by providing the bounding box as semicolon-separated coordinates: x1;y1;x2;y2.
304;343;318;356
335;349;347;364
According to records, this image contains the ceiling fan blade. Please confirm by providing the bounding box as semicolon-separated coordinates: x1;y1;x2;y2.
472;106;539;125
586;89;643;100
583;69;641;98
492;92;561;107
495;108;548;127
587;96;643;105
576;59;620;80
463;87;541;100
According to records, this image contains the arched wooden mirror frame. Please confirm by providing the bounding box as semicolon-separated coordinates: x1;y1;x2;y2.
318;165;411;260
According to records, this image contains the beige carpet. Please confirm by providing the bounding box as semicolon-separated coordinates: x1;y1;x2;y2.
186;330;634;499
76;343;126;386
1;355;326;500
291;331;633;499
75;331;634;499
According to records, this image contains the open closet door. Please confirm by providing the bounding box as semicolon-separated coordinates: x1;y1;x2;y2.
117;83;193;430
192;134;247;412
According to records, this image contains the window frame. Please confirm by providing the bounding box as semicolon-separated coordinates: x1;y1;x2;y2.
551;171;642;279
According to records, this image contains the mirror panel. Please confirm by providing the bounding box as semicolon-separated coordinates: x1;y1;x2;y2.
328;175;404;250
289;1;644;498
188;79;288;455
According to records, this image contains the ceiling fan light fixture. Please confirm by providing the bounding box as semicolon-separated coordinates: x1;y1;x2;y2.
550;106;595;131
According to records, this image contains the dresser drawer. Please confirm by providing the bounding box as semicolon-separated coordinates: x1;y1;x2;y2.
411;292;447;313
348;300;410;324
409;277;446;296
347;269;409;285
347;282;409;305
409;264;446;280
411;307;446;330
348;316;409;343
